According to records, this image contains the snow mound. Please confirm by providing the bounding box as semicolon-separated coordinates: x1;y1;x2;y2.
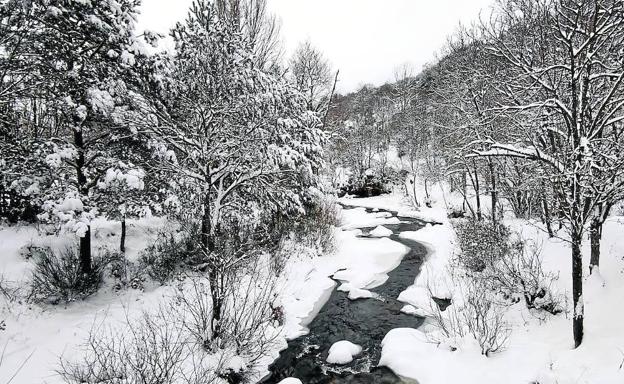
369;225;393;237
278;379;302;384
400;304;427;317
337;283;374;300
326;340;362;365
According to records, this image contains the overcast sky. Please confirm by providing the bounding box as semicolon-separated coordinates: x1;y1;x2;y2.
137;0;493;93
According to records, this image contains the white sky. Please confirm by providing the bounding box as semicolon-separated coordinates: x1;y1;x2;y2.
137;0;493;93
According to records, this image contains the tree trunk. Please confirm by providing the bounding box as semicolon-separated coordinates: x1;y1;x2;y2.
571;233;584;348
471;161;482;221
462;171;467;212
201;190;222;344
589;219;601;274
73;127;91;274
79;225;92;274
120;218;126;253
540;185;554;238
488;159;497;225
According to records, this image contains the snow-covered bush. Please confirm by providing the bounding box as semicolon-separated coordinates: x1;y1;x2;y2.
453;219;512;272
288;196;340;253
426;278;510;356
454;219;562;314
175;259;280;376
30;246;108;304
462;283;511;356
484;237;563;315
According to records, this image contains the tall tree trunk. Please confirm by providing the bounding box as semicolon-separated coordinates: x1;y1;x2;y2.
541;197;554;238
572;231;584;348
74;128;91;274
79;226;92;274
462;171;467;212
589;218;602;274
120;218;126;253
471;161;482;221
201;190;222;345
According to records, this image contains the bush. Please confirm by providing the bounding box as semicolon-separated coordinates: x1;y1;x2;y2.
59;306;215;384
485;237;562;314
453;219;512;272
139;230;200;284
108;252;146;291
426;278;510;356
462;283;511;356
453;218;562;315
61;261;281;384
30;246;107;304
293;197;340;254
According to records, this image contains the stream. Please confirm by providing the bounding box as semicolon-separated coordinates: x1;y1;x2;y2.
262;206;429;383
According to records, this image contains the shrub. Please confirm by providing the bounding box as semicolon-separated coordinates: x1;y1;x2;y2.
426;278;510;356
59;306;215;384
139;230;199;284
108;252;145;291
453;218;562;315
462;282;511;356
287;197;340;253
30;246;107;304
453;219;512;272
485;237;563;314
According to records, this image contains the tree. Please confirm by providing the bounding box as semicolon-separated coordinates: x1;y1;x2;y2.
5;0;153;274
141;0;325;344
215;0;284;71
289;40;333;112
475;0;624;347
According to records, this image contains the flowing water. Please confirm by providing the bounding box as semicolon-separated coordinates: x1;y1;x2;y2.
262;206;429;383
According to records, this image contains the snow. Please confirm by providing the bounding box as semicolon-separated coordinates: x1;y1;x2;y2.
356;185;624;384
4;176;624;383
338;283;374;300
340;206;401;229
326;340;363;365
369;225;393;237
279;207;409;338
278;378;303;384
401;304;428;317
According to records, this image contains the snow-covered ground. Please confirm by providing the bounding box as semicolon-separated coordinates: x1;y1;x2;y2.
3;178;624;384
0;205;411;383
342;182;624;384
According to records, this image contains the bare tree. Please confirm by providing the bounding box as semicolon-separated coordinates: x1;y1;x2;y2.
474;0;624;347
289;40;333;112
215;0;284;71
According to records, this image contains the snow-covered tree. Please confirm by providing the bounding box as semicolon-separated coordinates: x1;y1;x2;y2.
475;0;624;347
9;0;154;274
141;0;325;343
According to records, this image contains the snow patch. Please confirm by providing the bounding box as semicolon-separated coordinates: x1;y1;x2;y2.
326;340;362;365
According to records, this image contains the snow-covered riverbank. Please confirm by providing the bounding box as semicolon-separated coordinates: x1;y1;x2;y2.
343;188;624;384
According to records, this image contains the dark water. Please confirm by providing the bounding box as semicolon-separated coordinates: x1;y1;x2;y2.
262;206;428;384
